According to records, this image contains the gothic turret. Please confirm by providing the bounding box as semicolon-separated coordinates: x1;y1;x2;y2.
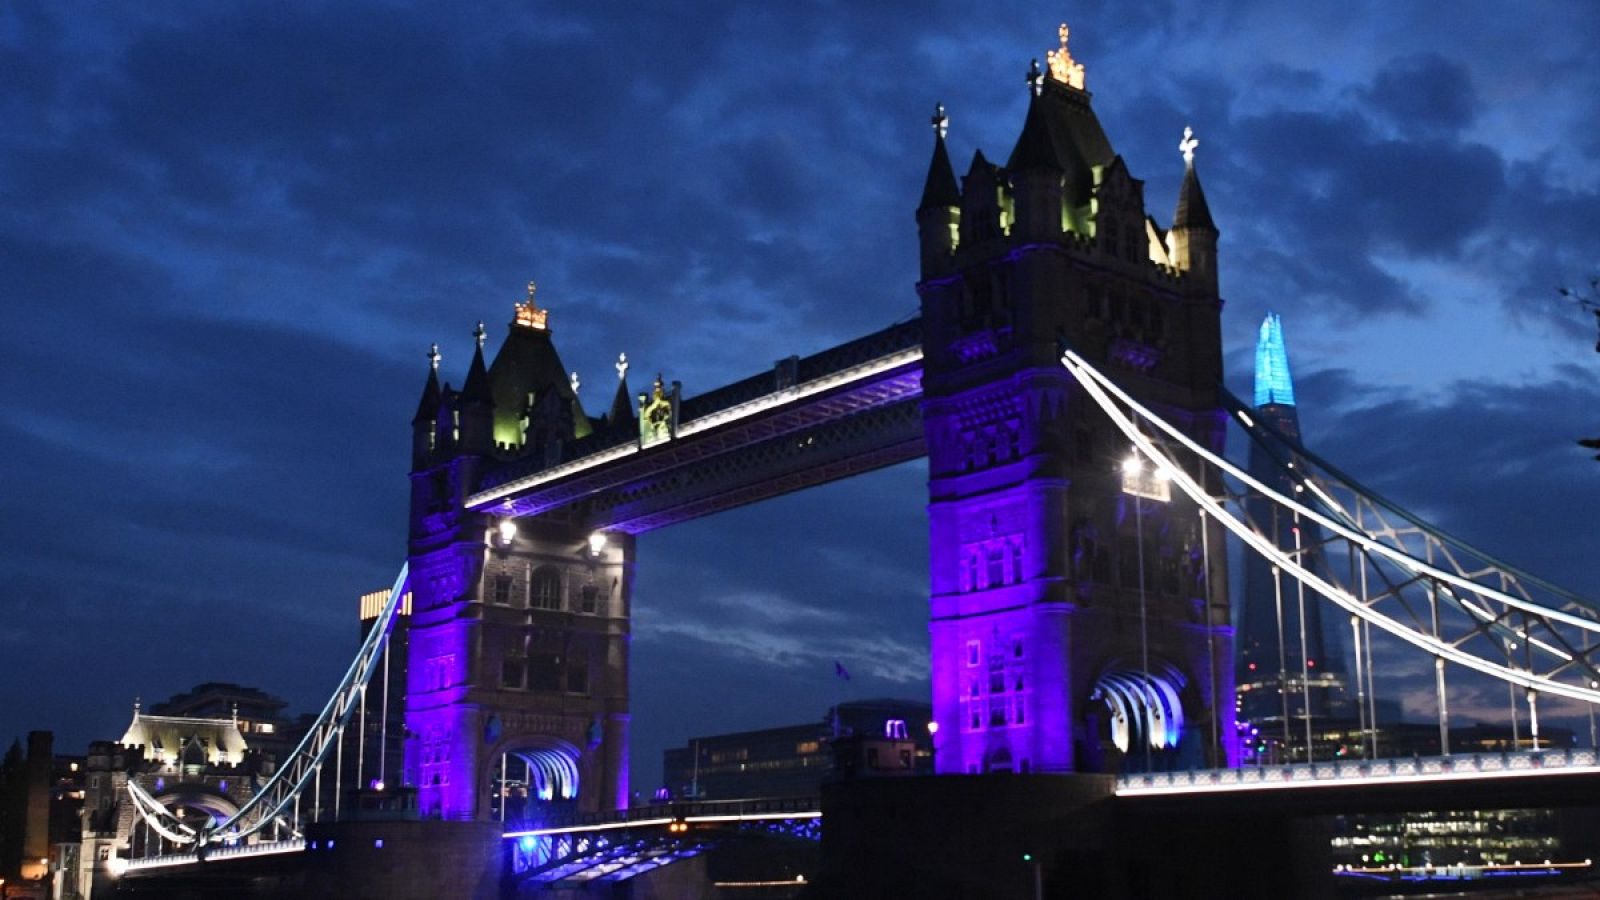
488;282;589;453
958;150;1004;248
1168;126;1219;288
606;352;634;428
458;323;495;455
411;345;442;468
917;104;962;278
1006;74;1065;242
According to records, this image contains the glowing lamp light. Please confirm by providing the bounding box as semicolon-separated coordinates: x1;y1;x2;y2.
1122;455;1143;475
588;532;608;556
497;519;518;546
926;720;939;735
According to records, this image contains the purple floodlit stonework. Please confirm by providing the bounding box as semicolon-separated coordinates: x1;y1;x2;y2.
917;65;1236;775
401;46;1240;815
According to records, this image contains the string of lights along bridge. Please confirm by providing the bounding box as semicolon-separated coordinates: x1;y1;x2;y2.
96;20;1599;900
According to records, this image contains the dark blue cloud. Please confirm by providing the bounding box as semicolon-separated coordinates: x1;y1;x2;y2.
1;0;1596;791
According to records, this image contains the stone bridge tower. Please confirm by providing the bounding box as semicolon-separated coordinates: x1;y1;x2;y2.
404;286;630;821
917;32;1235;775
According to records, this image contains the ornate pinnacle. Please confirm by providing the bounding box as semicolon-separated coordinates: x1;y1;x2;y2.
570;371;581;395
1180;125;1199;166
514;279;549;330
474;321;486;349
1026;59;1044;97
931;103;948;139
616;352;629;380
1046;23;1085;90
428;343;441;371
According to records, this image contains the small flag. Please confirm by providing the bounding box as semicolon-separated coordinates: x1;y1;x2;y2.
834;660;852;681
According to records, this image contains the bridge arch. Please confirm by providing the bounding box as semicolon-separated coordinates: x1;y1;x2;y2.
482;733;583;826
1088;661;1191;774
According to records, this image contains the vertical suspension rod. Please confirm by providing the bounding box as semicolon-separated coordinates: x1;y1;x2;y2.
357;682;366;796
380;632;391;787
1294;513;1313;760
1430;577;1450;756
1351;615;1366;760
1134;486;1152;773
1201;506;1221;765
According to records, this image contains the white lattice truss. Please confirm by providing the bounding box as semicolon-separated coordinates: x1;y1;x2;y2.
126;565;410;848
1059;346;1600;706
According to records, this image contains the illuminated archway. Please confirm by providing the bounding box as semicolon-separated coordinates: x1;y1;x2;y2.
488;736;581;826
1090;664;1187;769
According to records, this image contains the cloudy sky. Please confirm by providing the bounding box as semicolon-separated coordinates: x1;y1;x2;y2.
3;1;1597;791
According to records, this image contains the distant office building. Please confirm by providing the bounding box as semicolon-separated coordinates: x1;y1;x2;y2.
357;586;411;794
1236;313;1351;750
662;700;933;801
148;682;298;763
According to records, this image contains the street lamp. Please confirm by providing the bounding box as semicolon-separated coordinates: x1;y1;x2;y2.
496;518;518;547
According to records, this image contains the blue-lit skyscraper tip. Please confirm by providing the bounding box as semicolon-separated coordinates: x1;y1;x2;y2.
1254;312;1296;408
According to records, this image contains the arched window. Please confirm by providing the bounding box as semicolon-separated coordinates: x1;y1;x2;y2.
531;567;562;611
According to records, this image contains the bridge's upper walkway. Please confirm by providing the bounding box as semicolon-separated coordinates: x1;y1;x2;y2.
467;320;924;532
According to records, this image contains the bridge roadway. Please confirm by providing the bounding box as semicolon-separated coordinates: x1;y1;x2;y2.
466;319;924;532
113;752;1600;898
1116;748;1600;816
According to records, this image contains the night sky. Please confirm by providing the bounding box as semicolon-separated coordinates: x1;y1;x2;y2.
3;2;1598;794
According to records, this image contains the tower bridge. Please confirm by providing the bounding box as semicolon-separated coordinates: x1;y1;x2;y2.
102;23;1600;900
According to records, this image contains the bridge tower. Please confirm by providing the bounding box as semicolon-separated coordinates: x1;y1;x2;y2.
404;286;630;821
918;32;1235;775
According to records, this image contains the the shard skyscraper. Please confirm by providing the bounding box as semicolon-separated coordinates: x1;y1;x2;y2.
1235;313;1350;758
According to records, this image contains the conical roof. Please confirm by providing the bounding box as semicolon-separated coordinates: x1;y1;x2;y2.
919;133;961;210
607;374;633;426
461;343;493;406
411;366;441;425
489;323;578;444
1004;80;1113;207
1174;162;1217;232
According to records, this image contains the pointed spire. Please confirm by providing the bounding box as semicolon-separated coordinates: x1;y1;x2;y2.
1254;313;1295;408
1026;58;1045;97
412;345;442;424
1173;126;1217;232
461;325;493;406
1007;89;1062;173
608;353;633;424
919;103;960;210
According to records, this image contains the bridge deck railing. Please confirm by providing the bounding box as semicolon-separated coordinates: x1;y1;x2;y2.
504;795;821;837
1117;749;1600;795
122;838;306;872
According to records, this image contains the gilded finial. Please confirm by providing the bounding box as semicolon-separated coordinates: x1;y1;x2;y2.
514;280;550;330
474;321;486;349
931;103;948;139
428;344;441;372
570;371;581;395
1046;23;1085;90
1179;125;1199;166
616;352;629;380
1026;59;1044;97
